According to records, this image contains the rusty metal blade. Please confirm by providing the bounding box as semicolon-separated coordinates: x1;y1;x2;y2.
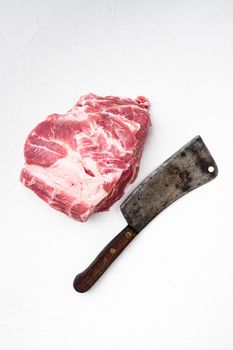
120;136;218;233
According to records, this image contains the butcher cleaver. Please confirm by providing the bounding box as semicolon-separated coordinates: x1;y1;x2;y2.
73;136;218;293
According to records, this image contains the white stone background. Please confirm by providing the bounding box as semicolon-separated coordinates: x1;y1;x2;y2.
0;0;233;349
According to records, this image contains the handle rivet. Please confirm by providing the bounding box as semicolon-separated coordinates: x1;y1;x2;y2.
125;231;133;238
110;248;117;254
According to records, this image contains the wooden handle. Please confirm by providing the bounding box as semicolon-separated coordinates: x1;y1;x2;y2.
73;225;137;293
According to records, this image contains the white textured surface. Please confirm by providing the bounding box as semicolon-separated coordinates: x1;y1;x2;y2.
0;1;233;349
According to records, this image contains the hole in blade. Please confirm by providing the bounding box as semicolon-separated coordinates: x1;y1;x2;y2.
208;166;214;173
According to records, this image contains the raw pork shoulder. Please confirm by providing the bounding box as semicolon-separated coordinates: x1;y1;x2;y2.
20;93;151;222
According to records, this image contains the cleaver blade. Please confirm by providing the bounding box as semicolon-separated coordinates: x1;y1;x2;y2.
121;135;218;233
74;136;218;293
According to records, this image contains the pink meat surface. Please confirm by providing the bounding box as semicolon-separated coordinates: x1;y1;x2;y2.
20;93;151;222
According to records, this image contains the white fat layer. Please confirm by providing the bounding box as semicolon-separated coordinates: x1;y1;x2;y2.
26;156;123;205
101;110;140;132
70;104;141;133
68;109;88;121
75;129;128;156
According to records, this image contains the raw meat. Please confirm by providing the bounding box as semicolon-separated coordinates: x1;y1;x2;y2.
20;93;151;222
